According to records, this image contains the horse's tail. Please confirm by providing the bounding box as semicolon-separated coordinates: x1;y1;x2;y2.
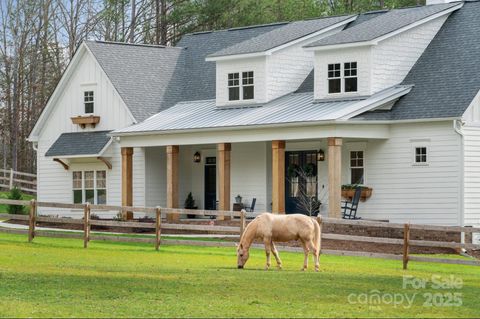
313;216;322;253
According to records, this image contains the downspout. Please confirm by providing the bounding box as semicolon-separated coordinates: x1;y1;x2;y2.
453;119;465;245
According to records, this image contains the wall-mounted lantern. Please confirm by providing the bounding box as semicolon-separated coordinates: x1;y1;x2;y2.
317;149;325;162
193;151;201;163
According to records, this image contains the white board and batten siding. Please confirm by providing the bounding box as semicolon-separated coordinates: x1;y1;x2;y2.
36;47;145;217
353;121;462;225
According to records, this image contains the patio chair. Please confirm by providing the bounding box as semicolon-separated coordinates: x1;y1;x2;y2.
245;198;256;212
342;187;362;219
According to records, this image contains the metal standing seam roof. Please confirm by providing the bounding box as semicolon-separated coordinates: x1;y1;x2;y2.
208;15;356;58
305;2;461;48
113;85;411;135
45;131;112;157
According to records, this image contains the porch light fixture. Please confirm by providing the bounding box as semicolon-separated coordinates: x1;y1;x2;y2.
317;149;325;162
193;151;201;163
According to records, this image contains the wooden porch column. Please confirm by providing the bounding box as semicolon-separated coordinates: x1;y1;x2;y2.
218;143;231;221
166;145;180;222
272;140;286;214
328;137;342;218
121;147;134;220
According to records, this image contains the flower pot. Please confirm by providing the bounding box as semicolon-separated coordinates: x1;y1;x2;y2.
341;187;372;202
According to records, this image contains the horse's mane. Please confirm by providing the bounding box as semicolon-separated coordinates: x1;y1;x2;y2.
239;217;257;248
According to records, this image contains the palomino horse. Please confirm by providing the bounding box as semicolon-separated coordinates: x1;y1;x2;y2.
237;212;322;271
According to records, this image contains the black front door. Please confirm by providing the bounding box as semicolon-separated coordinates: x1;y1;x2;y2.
204;157;216;210
285;151;318;214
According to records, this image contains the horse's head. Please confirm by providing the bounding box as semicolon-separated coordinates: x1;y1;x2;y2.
236;243;249;269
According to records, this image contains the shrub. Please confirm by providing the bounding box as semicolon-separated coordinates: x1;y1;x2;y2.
8;187;25;214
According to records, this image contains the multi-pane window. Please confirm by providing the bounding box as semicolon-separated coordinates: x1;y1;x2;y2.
228;71;254;101
228;73;240;101
305;152;317;197
84;91;94;113
73;171;83;204
350;151;364;184
328;62;358;94
328;63;341;94
415;147;427;164
344;62;358;92
242;71;254;100
288;153;300;197
72;170;107;204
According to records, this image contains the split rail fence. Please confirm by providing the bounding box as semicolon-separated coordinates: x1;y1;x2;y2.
0;169;37;194
0;199;479;269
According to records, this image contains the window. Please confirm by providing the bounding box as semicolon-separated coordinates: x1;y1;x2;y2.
73;172;83;204
328;63;341;94
344;62;358;92
350;151;364;184
72;170;107;204
84;91;94;113
228;71;254;101
242;71;254;100
414;147;427;164
228;73;240;101
328;62;358;94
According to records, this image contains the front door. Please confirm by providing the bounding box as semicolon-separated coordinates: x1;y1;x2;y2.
285;150;318;214
204;157;217;210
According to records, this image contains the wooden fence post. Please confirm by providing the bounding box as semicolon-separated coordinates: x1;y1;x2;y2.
9;168;13;189
84;203;90;248
28;199;37;242
403;223;410;270
317;215;323;256
155;207;161;251
240;209;246;238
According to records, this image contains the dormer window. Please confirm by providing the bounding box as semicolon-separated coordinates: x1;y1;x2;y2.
228;71;254;101
84;91;94;113
328;64;341;94
328;62;358;94
344;62;357;92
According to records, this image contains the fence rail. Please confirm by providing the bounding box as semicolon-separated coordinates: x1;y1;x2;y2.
0;199;479;268
0;169;37;194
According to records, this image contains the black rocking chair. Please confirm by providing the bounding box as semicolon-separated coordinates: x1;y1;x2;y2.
245;198;256;212
342;187;362;219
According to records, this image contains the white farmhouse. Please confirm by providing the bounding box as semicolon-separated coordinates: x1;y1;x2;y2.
29;0;480;226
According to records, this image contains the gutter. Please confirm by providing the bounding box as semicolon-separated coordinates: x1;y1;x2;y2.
453;119;465;238
110;116;461;138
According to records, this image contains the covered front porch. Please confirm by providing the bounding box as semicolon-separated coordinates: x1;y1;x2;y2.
117;123;390;220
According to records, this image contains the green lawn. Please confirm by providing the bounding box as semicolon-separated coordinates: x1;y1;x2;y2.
0;232;479;318
0;191;35;214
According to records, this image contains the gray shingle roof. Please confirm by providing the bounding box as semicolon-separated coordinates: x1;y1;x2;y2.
208;15;355;58
176;23;284;102
358;0;480;121
305;3;460;47
45;131;111;157
86;41;185;122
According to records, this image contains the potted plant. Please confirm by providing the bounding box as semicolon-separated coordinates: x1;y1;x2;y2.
184;192;197;218
341;184;373;202
235;194;242;204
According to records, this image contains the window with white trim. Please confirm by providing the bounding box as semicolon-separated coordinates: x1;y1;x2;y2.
414;147;428;164
72;170;107;204
344;62;357;92
328;62;358;94
328;63;341;94
350;151;364;184
228;71;254;101
84;91;94;114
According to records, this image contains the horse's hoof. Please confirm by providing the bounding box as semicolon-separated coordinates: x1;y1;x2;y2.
277;265;283;270
315;268;319;272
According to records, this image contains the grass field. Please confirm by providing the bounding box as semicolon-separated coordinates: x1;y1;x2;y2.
0;232;479;318
0;191;35;214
